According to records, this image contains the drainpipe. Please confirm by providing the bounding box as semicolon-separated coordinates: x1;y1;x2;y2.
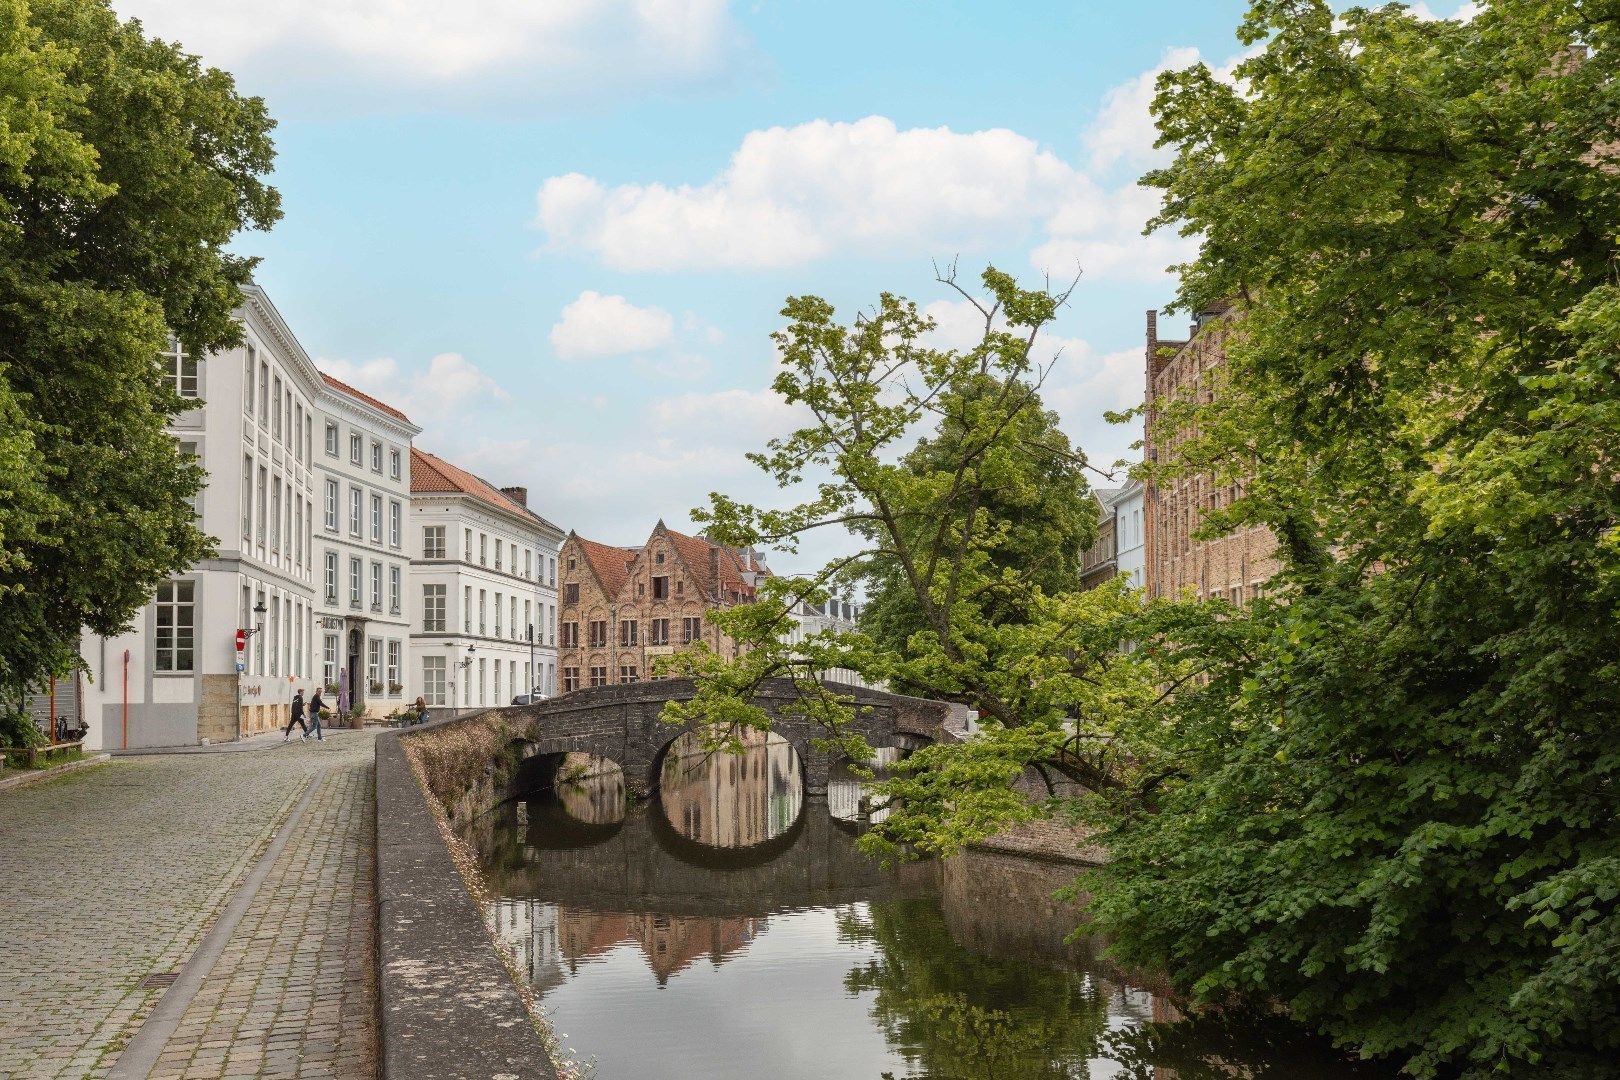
122;649;130;750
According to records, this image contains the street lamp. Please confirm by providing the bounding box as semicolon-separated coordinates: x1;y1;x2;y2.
242;600;268;640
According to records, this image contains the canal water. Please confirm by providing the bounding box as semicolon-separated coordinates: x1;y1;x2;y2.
469;732;1392;1079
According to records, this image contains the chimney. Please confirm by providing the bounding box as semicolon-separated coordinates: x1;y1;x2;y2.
500;485;528;507
1146;310;1162;383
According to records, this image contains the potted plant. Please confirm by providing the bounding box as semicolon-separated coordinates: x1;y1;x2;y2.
369;680;383;694
388;681;404;696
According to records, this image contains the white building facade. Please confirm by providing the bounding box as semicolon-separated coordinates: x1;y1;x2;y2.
787;595;872;688
77;285;326;749
1113;478;1146;590
409;450;563;712
312;376;421;718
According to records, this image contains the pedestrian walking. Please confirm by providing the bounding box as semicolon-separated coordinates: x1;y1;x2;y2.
283;689;309;741
414;695;430;726
308;687;326;742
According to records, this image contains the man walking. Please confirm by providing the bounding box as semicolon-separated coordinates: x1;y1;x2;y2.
283;689;309;742
308;686;326;742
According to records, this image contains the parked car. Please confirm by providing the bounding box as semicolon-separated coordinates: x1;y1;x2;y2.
511;693;546;705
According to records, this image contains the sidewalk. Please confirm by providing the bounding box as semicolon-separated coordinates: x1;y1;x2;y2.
0;731;378;1079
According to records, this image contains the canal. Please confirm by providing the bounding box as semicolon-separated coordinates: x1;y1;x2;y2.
468;731;1392;1079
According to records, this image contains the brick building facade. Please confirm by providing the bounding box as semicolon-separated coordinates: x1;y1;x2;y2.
1143;308;1281;604
557;522;766;691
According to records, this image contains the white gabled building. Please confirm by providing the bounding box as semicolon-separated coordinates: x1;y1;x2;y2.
787;594;872;689
75;285;327;749
312;375;421;718
409;449;563;712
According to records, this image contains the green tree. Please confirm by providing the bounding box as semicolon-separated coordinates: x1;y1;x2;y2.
662;266;1216;858
856;363;1099;674
0;0;278;718
1082;2;1620;1075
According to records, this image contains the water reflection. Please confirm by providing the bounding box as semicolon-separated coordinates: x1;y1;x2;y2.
828;745;902;825
473;748;1394;1079
658;729;803;848
555;753;625;826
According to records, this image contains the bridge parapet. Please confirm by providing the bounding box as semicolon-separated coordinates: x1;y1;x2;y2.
480;678;949;797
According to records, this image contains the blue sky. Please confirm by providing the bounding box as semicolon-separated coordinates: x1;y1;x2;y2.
111;0;1464;572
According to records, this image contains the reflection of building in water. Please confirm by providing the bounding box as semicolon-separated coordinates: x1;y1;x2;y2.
659;729;803;848
827;747;902;824
552;908;762;987
556;753;625;825
489;898;564;995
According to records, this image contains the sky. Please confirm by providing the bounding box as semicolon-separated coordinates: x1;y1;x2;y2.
111;0;1473;575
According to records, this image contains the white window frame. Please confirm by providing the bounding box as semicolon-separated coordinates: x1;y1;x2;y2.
153;580;195;672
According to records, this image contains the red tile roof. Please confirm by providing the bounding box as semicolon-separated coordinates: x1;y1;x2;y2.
575;536;639;598
320;372;412;423
410;448;532;521
663;526;760;601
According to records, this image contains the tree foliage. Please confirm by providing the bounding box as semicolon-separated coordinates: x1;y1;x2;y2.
663;266;1213;860
0;0;279;702
1080;2;1620;1075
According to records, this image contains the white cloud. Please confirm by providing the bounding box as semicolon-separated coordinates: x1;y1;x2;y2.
1083;46;1201;174
536;116;1086;271
320;351;509;427
110;0;750;108
549;291;676;360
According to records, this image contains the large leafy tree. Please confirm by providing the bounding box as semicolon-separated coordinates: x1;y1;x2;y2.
663;267;1215;857
1082;1;1620;1075
0;0;278;723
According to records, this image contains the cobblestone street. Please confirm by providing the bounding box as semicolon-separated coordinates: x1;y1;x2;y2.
0;733;378;1079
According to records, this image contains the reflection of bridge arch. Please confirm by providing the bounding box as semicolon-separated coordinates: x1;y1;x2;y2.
496;678;949;797
478;802;939;919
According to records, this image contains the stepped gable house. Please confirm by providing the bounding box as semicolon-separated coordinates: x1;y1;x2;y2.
557;522;767;691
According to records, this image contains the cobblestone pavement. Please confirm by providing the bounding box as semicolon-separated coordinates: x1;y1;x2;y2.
0;732;378;1080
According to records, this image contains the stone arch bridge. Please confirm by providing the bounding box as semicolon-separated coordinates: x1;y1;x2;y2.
491;678;955;797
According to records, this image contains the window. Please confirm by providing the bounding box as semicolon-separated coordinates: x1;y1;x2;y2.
422;655;446;706
241;456;253;540
293;603;304;677
371;440;383;473
324;480;338;531
387;640;401;691
294;403;304;462
564;583;579;605
256;466;268;548
676;580;684;596
294;498;304;568
153;580;195;671
244;348;256;414
349;556;362;608
652;575;669;600
655;551;665;565
422;585;446;632
325;551;338;603
370;494;383;544
649;618;670;646
619;619;638;647
563;667;580;693
324;634;338;684
478;658;486;706
271;376;282;438
463;586;472;632
561;622;579;648
389;448;401;480
549;557;556;587
511;597;518;640
494;659;502;702
268;599;279;676
548;605;555;646
618;666;638;684
525;550;532;579
524;600;532;640
423;526;446;559
589;666;608;688
464;529;472;559
494;591;503;638
368;638;381;687
478;590;487;634
349;487;362;537
682;617;702;644
270;478;281;553
324;422;338;456
350;432;362;465
161;334;198;398
588;620;607;648
479;534;487;566
259;361;269;426
494;539;503;571
389;565;401;614
567;557;576;571
370;562;383;611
